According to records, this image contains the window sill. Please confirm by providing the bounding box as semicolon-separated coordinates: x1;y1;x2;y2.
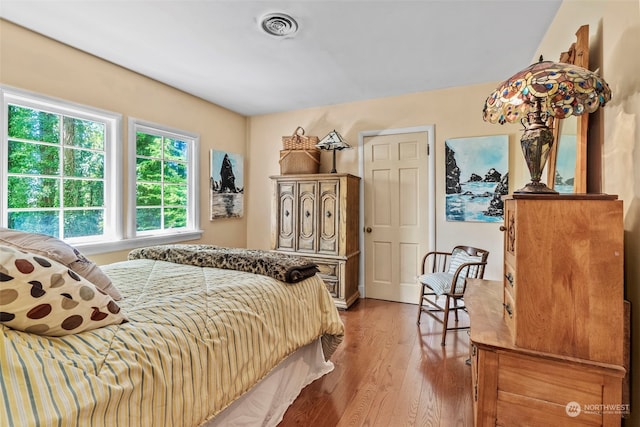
74;230;204;256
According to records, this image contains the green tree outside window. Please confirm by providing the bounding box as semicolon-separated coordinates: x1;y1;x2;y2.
6;105;105;238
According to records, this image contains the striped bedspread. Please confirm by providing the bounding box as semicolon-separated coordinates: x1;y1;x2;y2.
0;259;344;427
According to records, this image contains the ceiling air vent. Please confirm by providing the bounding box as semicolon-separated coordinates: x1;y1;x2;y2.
260;13;298;37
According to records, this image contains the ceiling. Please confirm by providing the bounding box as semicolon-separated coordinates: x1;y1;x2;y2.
0;1;562;117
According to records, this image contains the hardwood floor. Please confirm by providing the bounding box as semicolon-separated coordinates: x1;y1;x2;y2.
279;298;473;426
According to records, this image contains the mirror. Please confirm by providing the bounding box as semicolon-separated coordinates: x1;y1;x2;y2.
552;116;577;193
546;25;589;193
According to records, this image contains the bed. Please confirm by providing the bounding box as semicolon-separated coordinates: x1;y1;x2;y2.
0;242;344;427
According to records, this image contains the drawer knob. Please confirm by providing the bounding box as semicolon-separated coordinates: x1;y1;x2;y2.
499;225;507;232
305;210;311;218
326;211;332;218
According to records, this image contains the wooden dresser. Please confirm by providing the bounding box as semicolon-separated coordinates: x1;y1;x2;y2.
270;173;360;309
467;194;626;426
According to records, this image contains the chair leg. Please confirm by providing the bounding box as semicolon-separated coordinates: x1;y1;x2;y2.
441;295;451;346
453;298;459;322
416;283;424;325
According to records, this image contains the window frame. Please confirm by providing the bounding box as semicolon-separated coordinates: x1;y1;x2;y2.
1;85;123;247
0;86;202;256
127;118;201;242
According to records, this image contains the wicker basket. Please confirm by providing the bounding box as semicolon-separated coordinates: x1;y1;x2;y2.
279;149;320;174
279;127;320;174
282;126;319;150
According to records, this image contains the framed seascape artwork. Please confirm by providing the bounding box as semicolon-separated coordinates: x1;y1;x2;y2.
210;150;244;219
445;135;508;223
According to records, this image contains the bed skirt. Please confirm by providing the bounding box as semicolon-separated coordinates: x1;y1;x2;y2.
203;339;332;426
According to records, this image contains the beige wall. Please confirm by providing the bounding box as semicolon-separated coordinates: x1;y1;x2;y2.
0;19;248;265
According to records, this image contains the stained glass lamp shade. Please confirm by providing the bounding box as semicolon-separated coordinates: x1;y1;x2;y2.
483;60;611;193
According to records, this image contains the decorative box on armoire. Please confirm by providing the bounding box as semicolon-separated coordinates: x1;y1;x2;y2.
502;194;624;365
270;173;360;309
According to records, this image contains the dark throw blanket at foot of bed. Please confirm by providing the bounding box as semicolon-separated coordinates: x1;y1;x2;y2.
128;244;319;283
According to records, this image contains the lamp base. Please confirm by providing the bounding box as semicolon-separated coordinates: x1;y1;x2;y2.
515;181;559;194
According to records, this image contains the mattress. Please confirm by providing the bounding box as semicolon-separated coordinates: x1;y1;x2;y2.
0;258;344;426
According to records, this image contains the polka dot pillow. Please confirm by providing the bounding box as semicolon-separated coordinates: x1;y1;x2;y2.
0;245;127;336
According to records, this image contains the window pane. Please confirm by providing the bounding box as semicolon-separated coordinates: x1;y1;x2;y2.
63;148;104;178
164;184;187;206
8;177;60;208
63;116;104;149
164;208;186;228
164;138;188;161
8;211;60;237
136;183;162;206
8;141;60;175
164;161;187;183
136;132;162;157
8;105;60;143
136;158;162;182
64;209;104;238
63;179;104;207
136;208;161;231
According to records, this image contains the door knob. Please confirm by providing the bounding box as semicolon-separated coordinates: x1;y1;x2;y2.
365;227;372;233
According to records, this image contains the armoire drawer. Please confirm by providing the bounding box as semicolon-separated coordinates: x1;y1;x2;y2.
313;258;341;298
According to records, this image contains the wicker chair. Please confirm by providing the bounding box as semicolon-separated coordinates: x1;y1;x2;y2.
416;245;489;346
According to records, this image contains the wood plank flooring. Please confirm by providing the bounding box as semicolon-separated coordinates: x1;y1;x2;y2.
279;298;473;426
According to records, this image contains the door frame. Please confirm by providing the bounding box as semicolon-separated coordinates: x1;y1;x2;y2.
357;125;436;298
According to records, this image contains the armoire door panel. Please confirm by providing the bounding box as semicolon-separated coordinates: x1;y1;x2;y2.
277;182;296;251
297;182;317;252
318;180;339;254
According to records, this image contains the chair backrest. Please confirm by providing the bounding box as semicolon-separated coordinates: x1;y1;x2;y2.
447;245;489;280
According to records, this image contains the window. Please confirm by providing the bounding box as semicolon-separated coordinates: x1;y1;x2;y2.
128;120;200;238
1;87;202;255
1;87;121;244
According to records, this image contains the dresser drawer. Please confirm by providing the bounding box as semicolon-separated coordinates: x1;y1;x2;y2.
503;286;515;337
496;352;610;426
503;262;515;296
313;258;341;298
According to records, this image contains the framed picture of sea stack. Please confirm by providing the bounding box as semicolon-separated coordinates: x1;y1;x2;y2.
210;149;244;220
445;135;508;223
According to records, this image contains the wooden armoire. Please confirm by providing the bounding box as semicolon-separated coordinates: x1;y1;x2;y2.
467;194;627;426
270;173;360;309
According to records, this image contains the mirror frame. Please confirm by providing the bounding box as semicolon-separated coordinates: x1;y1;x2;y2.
546;25;589;193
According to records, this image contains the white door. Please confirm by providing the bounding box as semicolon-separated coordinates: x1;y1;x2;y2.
362;129;433;304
